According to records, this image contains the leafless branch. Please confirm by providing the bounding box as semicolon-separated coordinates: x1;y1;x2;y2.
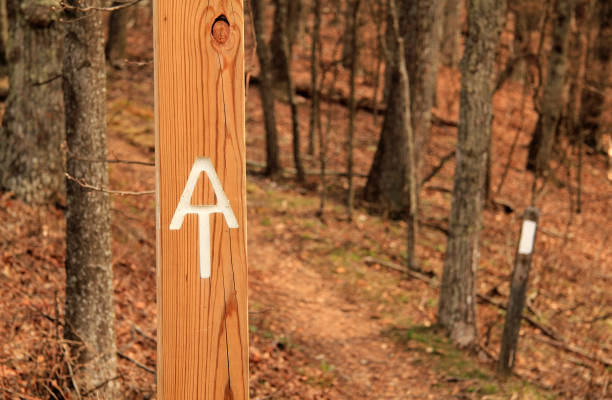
421;150;456;186
62;344;83;400
69;155;155;167
81;376;120;397
65;173;155;196
60;0;142;13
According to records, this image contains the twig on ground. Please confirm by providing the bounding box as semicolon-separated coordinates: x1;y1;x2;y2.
0;388;40;400
81;376;120;397
117;351;156;375
532;336;612;367
62;344;82;400
363;257;435;284
131;324;157;345
360;256;601;360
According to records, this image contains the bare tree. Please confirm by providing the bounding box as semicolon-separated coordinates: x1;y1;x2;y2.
269;0;301;85
406;0;443;175
0;0;8;71
579;0;612;150
274;0;304;182
252;0;281;176
105;2;132;68
364;5;412;217
0;0;64;204
308;0;321;156
346;0;361;220
364;0;441;218
441;0;462;68
526;0;574;176
63;0;119;397
438;0;506;348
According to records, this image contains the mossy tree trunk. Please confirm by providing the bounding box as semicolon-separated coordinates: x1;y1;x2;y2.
438;0;506;348
0;0;64;204
63;0;119;397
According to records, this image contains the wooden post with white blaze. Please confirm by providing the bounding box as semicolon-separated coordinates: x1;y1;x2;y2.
154;0;248;398
498;207;540;377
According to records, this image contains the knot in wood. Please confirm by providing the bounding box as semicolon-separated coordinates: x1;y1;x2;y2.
212;15;230;45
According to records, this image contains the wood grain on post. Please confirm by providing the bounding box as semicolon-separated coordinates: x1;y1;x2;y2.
498;207;540;377
154;0;248;398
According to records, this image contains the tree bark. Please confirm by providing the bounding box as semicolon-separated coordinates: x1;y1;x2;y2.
0;0;8;69
307;0;321;156
438;0;506;348
441;0;461;68
269;0;289;86
63;0;119;397
0;0;64;204
252;0;281;176
526;0;574;175
404;0;443;175
364;0;442;216
275;0;304;182
346;0;360;220
363;17;412;217
105;1;131;68
579;0;612;150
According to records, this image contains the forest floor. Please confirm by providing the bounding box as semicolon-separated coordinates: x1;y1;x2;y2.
1;6;612;400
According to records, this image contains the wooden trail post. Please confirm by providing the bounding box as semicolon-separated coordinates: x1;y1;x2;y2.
154;0;248;398
498;207;540;376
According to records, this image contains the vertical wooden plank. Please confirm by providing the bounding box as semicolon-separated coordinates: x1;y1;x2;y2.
498;207;540;377
154;0;248;398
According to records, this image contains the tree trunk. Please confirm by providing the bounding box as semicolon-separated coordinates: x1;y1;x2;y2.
63;0;119;397
287;0;302;48
441;0;461;68
105;2;131;69
364;0;442;217
307;0;321;156
269;0;289;86
341;0;358;69
404;0;443;176
270;0;301;78
0;0;64;204
0;0;8;70
438;0;506;348
364;24;412;216
252;0;281;176
526;0;574;175
346;0;360;220
278;0;304;182
567;1;593;213
579;0;612;150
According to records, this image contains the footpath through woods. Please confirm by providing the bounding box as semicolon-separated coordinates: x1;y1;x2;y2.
1;6;611;399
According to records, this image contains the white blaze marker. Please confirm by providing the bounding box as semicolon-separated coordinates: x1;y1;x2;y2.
518;220;537;255
170;157;239;279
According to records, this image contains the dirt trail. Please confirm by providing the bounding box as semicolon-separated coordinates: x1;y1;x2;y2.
248;227;447;399
106;129;451;398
